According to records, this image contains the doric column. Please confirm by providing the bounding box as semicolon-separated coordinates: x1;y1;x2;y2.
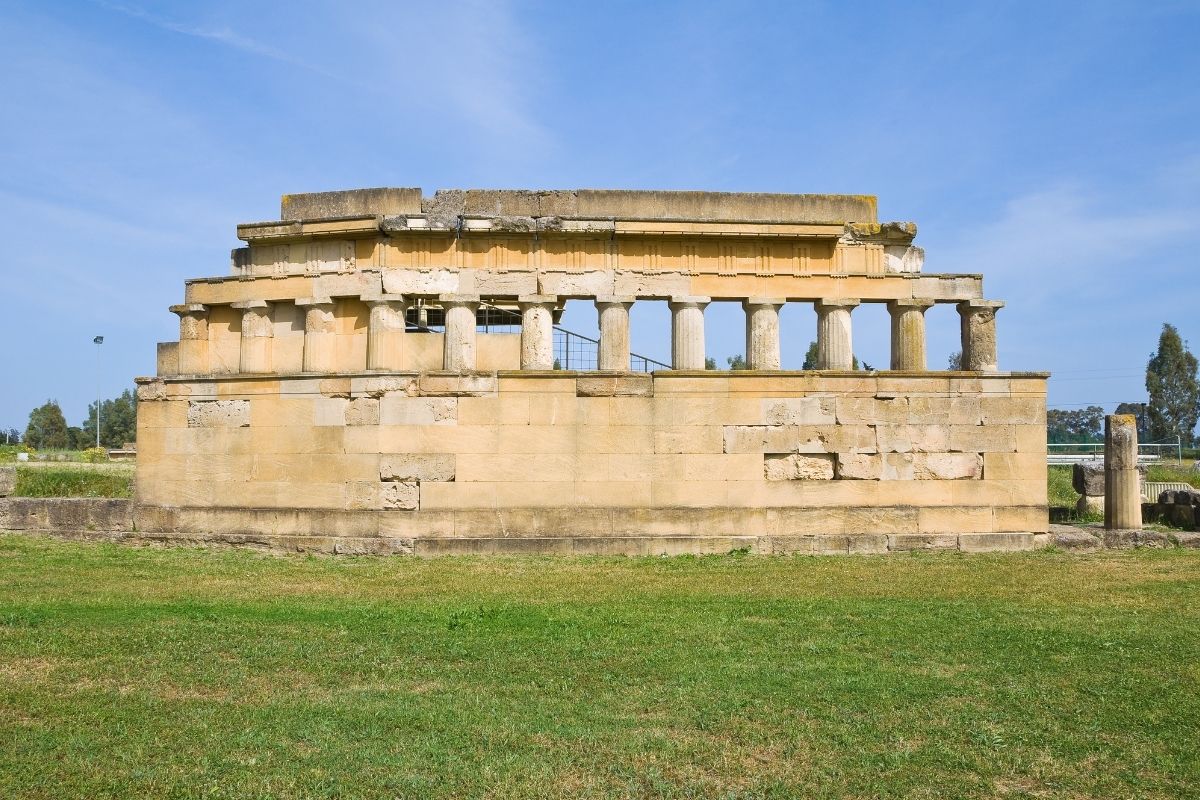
957;300;1004;371
518;295;557;370
1105;414;1142;530
596;296;634;371
669;296;710;370
815;299;860;370
887;299;934;371
232;300;273;374
294;297;336;373
365;294;408;371
743;298;784;370
170;303;209;375
440;294;480;371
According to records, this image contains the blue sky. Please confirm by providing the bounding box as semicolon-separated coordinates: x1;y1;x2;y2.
2;0;1198;435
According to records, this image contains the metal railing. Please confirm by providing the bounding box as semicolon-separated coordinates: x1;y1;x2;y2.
479;302;671;372
1047;442;1181;465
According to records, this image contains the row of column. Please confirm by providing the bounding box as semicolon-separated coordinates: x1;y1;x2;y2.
173;295;1003;375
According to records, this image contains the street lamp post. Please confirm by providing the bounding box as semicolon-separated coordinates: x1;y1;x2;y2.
93;336;104;449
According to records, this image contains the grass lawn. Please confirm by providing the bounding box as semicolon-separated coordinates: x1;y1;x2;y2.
11;464;134;499
1;536;1198;798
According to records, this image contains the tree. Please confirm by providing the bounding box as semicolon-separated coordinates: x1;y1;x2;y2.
948;351;964;370
704;356;717;370
24;400;69;450
82;389;138;448
1115;402;1150;439
801;340;859;370
1046;406;1105;443
1146;323;1200;445
726;355;749;370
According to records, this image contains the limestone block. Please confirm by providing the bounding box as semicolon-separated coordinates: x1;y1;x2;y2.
380;454;456;482
917;506;991;534
913;453;983;480
821;425;878;454
875;425;912;453
762;397;836;426
981;396;1046;425
137;380;168;401
613;271;692;297
577;375;654;397
906;397;950;425
187;400;250;428
380;396;458;426
836;453;882;480
418;374;497;397
836;397;907;425
345;397;379;426
1077;495;1105;515
993;505;1049;534
908;425;950;453
764;453;836;481
1071;461;1105;496
889;534;958;551
475;271;537;295
949;425;1015;453
350;375;418;398
881;453;915;480
382;268;462;295
382;481;419;510
537;270;615;297
883;244;924;274
317;271;381;298
0;467;14;497
314;397;349;426
844;507;918;534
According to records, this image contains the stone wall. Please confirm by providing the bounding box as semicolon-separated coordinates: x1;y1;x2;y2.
124;370;1049;555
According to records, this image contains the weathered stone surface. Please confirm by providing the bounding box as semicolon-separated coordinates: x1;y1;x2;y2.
836;453;882;480
763;397;836;426
1052;527;1102;552
418;374;496;397
382;481;419;510
380;454;456;482
187;399;250;428
1104;414;1141;530
763;453;835;481
281;187;422;220
345;397;379;426
1077;495;1105;515
577;375;653;397
1072;462;1105;496
0;467;14;497
913;453;982;480
889;533;957;551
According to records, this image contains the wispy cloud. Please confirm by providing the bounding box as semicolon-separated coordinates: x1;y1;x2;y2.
97;1;332;76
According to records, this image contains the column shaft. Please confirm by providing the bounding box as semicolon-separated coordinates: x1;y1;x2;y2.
669;296;709;370
441;295;480;371
518;295;556;370
596;297;634;371
958;300;1004;371
743;299;783;370
366;296;407;371
887;300;934;371
815;299;860;370
297;299;337;373
234;301;273;374
170;303;209;375
1105;414;1142;530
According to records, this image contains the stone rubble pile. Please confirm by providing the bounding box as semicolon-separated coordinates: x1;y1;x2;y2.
1142;488;1200;531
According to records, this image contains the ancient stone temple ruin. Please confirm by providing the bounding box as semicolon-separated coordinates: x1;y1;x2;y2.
131;187;1048;554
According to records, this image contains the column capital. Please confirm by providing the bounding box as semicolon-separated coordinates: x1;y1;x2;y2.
231;300;270;310
596;295;635;307
815;298;861;311
438;293;481;306
295;296;335;308
669;295;711;309
169;303;207;316
957;299;1005;312
517;294;558;307
742;297;785;310
361;292;407;308
887;298;935;312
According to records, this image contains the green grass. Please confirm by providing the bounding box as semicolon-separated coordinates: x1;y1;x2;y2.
1146;462;1200;488
12;465;133;498
1;535;1198;799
